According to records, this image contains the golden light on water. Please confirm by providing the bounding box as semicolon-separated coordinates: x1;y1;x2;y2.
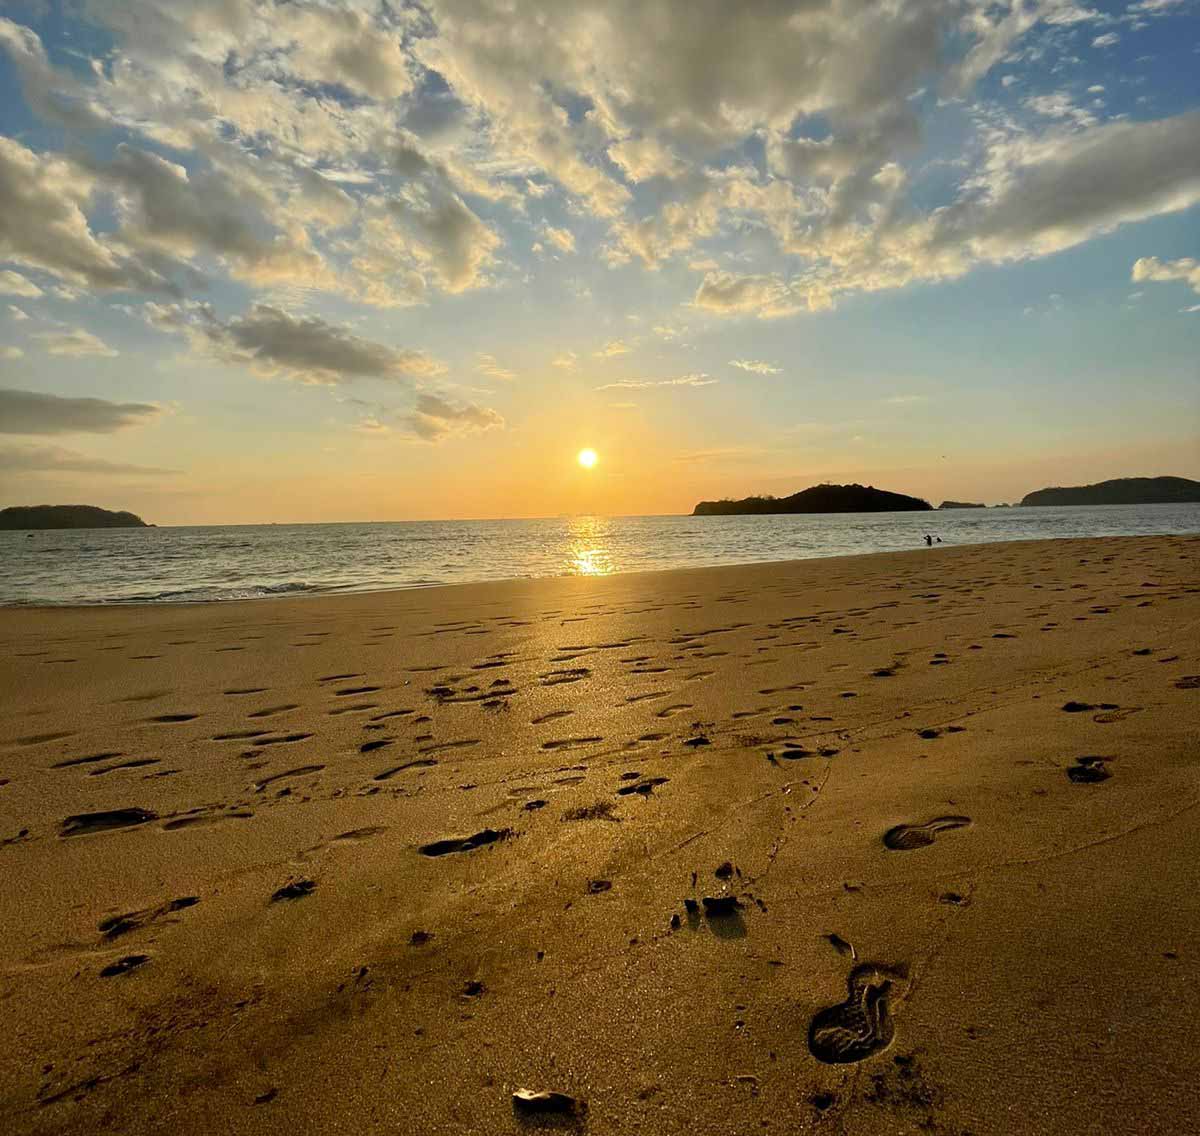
577;448;598;469
565;516;613;577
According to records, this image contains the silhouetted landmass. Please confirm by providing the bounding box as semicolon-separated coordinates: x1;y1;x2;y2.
1020;477;1200;507
938;501;985;510
0;505;150;530
693;483;932;516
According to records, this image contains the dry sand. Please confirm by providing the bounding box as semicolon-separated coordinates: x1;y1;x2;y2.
1;534;1198;1135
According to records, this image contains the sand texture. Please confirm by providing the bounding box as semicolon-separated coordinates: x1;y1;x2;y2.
1;535;1198;1134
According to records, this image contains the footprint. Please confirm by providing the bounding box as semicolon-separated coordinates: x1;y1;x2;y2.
61;808;158;838
656;703;692;718
1067;756;1111;784
373;759;437;780
418;828;511;857
532;710;573;724
146;714;199;724
51;752;123;770
248;705;300;719
808;965;902;1064
332;827;388;842
541;737;603;751
254;765;325;790
882;816;970;851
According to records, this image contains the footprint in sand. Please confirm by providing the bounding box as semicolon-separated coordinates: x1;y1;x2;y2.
419;828;511;857
882;816;970;851
1067;756;1111;784
61;808;158;837
656;703;692;718
808;965;904;1064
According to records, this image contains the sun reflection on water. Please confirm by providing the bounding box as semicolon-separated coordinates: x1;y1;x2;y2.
565;516;615;576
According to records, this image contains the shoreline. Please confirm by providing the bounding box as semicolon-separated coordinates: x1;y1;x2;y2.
2;533;1198;1134
3;531;1194;612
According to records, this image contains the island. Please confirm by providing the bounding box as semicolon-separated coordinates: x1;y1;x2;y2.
0;505;151;530
1020;476;1200;507
938;500;985;510
693;483;932;516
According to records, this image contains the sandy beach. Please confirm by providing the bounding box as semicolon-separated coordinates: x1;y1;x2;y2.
1;534;1197;1135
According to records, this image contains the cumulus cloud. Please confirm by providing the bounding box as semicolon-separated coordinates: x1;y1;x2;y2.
35;328;118;357
147;302;444;385
0;269;42;297
0;136;172;294
1132;256;1200;294
405;393;504;441
541;225;576;254
693;273;805;319
0;0;1193;335
0;442;176;475
0;388;161;434
729;359;782;375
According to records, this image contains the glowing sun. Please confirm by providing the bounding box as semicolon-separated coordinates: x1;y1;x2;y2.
577;448;598;470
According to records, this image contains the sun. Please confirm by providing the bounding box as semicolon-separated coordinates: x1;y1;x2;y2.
577;448;598;470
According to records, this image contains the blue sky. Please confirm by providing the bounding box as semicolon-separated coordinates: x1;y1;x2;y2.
0;0;1197;523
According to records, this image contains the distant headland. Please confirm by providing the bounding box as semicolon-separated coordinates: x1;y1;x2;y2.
1020;476;1200;507
693;483;932;516
0;505;151;530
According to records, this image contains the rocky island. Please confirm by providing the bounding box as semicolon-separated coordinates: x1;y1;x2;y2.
0;505;151;530
938;500;985;510
693;483;932;516
1020;476;1200;507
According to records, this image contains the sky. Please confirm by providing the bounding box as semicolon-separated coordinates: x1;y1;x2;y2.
0;0;1197;524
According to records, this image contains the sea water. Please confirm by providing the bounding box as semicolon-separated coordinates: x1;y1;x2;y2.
1;503;1197;605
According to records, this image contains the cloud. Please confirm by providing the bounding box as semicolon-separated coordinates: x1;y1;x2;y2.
594;339;631;358
476;353;516;381
729;359;782;375
693;273;804;319
541;225;576;254
596;374;716;390
7;305;30;321
883;394;929;405
0;136;171;294
1132;256;1200;294
0;388;162;434
1;346;23;360
936;111;1200;262
404;392;504;441
673;447;763;464
35;328;118;357
148;302;444;385
551;351;578;370
0;269;42;297
0;442;176;475
1091;32;1120;47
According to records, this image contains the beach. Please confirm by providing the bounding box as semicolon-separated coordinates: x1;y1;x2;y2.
1;533;1198;1134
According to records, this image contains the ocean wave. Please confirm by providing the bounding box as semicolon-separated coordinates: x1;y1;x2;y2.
108;581;324;604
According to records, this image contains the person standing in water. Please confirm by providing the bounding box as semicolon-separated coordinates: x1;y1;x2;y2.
924;534;933;547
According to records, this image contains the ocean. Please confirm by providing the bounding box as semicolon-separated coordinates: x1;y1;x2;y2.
1;503;1197;606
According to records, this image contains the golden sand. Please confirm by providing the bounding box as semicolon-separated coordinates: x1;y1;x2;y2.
1;535;1197;1134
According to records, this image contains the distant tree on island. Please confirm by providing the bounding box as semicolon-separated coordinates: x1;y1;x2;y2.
938;501;985;510
693;483;932;516
1020;477;1200;507
0;505;151;530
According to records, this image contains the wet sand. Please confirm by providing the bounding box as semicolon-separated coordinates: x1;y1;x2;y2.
1;534;1198;1134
